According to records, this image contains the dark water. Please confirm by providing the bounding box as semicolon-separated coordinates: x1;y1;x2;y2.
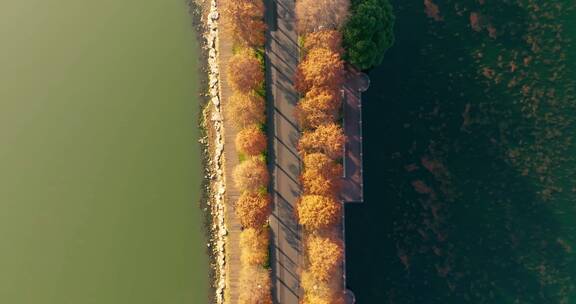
346;0;576;303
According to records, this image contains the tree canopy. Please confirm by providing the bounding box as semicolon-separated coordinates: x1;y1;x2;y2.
233;157;269;191
295;48;345;93
236;191;271;228
301;153;343;197
296;195;342;229
295;0;350;34
306;235;343;282
239;266;272;304
295;88;341;129
227;48;264;93
303;30;344;55
228;92;266;128
300;271;345;304
342;0;395;70
236;125;267;156
240;227;270;265
222;0;266;47
298;123;345;160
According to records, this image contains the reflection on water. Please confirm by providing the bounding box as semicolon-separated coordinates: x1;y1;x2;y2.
346;0;576;303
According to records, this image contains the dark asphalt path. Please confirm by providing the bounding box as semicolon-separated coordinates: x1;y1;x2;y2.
265;0;302;303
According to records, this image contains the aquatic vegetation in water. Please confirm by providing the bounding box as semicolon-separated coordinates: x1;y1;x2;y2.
346;0;576;302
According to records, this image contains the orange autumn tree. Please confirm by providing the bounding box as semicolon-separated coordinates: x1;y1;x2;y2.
295;0;350;34
303;30;344;55
295;87;341;129
306;235;343;282
299;123;345;159
239;227;269;265
235;191;271;228
238;266;273;304
228;92;266;128
303;153;342;177
236;125;267;156
300;272;330;299
296;195;342;229
302;171;339;197
233;157;269;191
295;47;345;93
302;294;345;304
227;48;264;93
300;271;345;304
301;153;343;197
222;0;266;47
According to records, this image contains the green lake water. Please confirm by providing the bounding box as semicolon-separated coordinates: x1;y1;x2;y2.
0;0;208;303
347;0;576;303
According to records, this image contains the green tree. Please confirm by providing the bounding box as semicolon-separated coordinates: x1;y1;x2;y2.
342;0;395;70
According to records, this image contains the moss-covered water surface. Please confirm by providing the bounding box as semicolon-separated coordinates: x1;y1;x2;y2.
0;0;208;303
346;0;576;303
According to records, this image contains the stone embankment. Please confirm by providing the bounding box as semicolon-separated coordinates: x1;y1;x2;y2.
200;1;227;303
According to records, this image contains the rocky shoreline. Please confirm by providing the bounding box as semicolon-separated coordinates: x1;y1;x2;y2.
190;0;227;303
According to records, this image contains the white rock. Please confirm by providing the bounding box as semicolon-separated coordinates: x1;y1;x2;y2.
212;111;223;121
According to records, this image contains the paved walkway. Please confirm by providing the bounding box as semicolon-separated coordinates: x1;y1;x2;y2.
265;0;302;303
217;10;242;304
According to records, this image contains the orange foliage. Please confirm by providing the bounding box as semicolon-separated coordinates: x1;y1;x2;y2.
227;48;264;93
233;157;269;191
295;88;341;129
301;153;343;197
236;191;272;228
301;272;329;299
228;92;266;128
222;0;266;47
295;48;344;93
295;0;350;34
303;153;342;176
306;235;343;282
303;30;344;55
302;171;338;197
301;295;330;304
302;294;345;304
240;227;269;265
239;266;273;304
300;271;345;304
296;195;342;229
236;125;267;156
299;123;345;160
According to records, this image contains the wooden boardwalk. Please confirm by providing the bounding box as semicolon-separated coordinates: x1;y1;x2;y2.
217;13;242;304
341;69;367;204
